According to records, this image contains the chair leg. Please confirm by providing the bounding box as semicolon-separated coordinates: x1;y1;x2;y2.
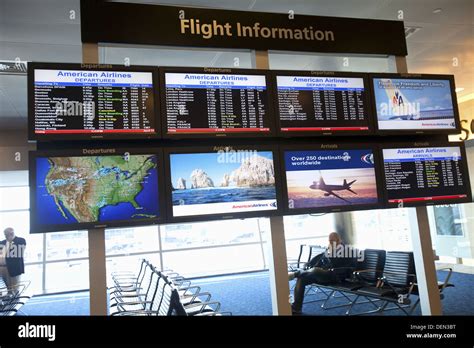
303;287;332;304
345;295;360;315
321;291;356;310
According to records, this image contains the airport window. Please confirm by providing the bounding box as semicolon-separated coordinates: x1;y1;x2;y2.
0;186;29;210
45;231;89;261
105;226;160;256
160;219;262;250
351;208;412;251
45;260;90;293
162;244;266;278
428;202;474;269
284;214;336;260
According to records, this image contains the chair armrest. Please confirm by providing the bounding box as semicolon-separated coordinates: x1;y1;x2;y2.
436;267;453;290
353;269;381;283
111;309;161;316
109;286;143;293
379;272;417;297
184;300;221;314
380;271;416;281
179;285;201;296
355;269;383;274
163;271;180;277
116;300;152;311
183;291;212;304
328;266;356;272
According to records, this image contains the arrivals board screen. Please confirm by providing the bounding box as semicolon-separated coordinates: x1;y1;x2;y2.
28;63;159;140
371;73;460;134
274;71;371;136
382;144;471;206
281;145;381;214
29;148;164;233
162;68;274;137
164;146;281;222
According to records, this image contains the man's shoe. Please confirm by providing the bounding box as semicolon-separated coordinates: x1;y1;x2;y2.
291;304;302;315
292;308;302;315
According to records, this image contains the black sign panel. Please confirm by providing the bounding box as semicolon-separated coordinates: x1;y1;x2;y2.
381;142;472;207
80;0;407;56
161;67;275;138
273;71;372;136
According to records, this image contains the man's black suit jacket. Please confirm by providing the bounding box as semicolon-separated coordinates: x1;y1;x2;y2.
0;236;26;277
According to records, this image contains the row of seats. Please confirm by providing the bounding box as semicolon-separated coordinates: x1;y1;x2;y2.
109;259;229;316
290;247;453;315
0;276;31;316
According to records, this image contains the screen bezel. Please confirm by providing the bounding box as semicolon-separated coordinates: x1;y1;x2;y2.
369;73;461;136
163;144;283;223
29;147;166;233
271;70;374;137
159;66;277;139
27;62;161;141
279;142;384;215
380;141;472;208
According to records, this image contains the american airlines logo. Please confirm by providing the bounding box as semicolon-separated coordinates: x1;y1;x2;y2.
361;153;374;164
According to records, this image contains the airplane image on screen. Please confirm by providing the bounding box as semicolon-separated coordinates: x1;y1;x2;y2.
381;79;453;121
309;175;357;203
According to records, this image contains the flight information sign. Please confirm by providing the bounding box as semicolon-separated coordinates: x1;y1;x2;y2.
275;72;370;135
163;70;272;136
29;63;157;139
382;145;471;205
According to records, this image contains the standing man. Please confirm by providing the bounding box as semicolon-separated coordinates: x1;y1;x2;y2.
0;227;26;288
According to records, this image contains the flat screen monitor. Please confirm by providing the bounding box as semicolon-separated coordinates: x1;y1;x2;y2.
29;148;164;233
381;143;472;206
371;73;460;135
161;67;275;138
164;146;281;222
28;62;159;140
281;145;382;214
273;71;372;136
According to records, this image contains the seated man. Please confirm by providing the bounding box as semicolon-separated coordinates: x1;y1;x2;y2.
289;232;356;314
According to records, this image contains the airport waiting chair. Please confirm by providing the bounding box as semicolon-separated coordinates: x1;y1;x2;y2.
109;262;155;312
0;280;32;316
111;258;148;290
114;270;222;316
319;249;386;310
111;266;161;315
347;251;416;315
0;276;7;297
288;244;311;272
409;267;455;315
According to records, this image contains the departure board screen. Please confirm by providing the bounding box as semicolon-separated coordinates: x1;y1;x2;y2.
275;73;370;134
164;71;271;136
29;64;157;139
382;146;470;205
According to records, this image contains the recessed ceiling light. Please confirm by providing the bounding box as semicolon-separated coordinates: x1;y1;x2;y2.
455;87;465;93
433;8;442;14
